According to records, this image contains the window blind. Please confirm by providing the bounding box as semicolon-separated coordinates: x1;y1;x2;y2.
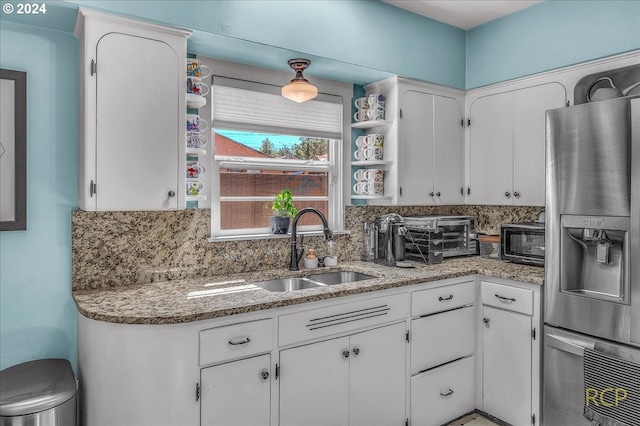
212;77;342;140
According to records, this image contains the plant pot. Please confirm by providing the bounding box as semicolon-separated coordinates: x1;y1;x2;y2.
271;216;290;234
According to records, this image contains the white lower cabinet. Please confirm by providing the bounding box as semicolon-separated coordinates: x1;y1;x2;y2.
481;280;538;426
482;306;533;426
279;322;407;426
201;354;271;426
411;356;475;426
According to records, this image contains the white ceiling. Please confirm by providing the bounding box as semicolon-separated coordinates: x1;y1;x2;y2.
382;0;543;29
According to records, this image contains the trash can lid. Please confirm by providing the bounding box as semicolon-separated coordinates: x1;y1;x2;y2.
0;359;76;417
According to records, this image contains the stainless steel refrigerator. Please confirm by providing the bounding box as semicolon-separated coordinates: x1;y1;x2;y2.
543;97;640;426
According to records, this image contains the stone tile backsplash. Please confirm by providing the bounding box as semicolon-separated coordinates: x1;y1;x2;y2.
72;205;542;290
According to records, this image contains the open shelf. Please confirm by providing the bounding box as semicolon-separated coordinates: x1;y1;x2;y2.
351;120;392;129
352;160;392;167
186;148;206;156
351;195;393;200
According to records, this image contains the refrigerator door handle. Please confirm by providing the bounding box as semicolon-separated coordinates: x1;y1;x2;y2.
545;332;595;356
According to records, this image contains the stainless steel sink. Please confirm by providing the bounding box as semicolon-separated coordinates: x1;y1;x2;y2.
304;271;377;286
254;271;377;292
254;277;325;292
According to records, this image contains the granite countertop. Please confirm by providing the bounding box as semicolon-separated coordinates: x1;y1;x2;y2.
72;257;544;325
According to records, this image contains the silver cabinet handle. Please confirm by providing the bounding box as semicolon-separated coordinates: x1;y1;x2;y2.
168;190;176;198
228;337;251;346
440;389;454;397
513;191;520;198
505;192;511;198
439;295;453;302
435;191;441;197
260;369;269;381
483;317;490;324
352;347;360;356
495;294;516;303
342;350;350;359
429;191;435;197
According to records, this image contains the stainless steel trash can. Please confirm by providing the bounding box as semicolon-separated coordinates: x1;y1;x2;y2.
0;359;77;426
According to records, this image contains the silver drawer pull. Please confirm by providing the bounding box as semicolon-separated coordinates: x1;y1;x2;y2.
495;294;516;303
440;389;454;397
439;295;454;302
228;337;251;346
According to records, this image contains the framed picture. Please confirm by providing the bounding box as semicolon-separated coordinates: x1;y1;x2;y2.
0;69;27;231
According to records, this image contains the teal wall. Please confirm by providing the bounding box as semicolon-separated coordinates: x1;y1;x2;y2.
0;22;78;370
0;0;638;372
466;1;640;88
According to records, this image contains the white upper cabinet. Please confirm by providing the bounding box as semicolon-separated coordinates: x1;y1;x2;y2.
468;82;566;206
357;78;464;206
74;9;190;211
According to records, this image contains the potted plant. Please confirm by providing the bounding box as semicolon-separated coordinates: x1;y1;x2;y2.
271;189;298;234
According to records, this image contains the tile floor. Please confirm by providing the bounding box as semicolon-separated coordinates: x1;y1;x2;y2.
446;413;500;426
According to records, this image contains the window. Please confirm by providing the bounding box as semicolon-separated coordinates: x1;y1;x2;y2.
211;78;344;238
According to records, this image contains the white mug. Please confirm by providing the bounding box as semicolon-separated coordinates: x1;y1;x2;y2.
369;182;384;196
186;181;204;196
353;182;371;195
186;114;208;132
354;148;371;161
186;132;208;149
355;147;383;161
355;136;370;148
353;110;368;122
187;58;211;78
365;134;384;148
187;76;209;96
354;169;367;181
367;168;384;182
368;93;386;107
354;97;369;109
186;162;206;179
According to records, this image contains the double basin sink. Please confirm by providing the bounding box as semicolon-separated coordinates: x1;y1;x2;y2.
254;271;376;292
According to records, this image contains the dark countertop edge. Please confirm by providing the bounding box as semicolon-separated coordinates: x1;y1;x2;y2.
73;259;544;325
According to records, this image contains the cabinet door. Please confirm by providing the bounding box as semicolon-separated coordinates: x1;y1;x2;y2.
279;337;349;426
482;306;532;426
96;33;179;210
399;90;434;205
469;92;514;205
512;83;566;206
201;354;271;426
433;95;464;204
349;323;406;426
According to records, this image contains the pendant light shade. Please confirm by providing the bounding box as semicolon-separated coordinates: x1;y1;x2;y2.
282;59;318;103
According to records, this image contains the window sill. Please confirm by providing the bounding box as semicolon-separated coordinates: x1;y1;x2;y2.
208;229;350;242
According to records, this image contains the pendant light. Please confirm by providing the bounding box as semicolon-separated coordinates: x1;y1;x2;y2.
281;58;318;103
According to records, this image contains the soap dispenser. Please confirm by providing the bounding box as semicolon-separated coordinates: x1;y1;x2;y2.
303;248;319;269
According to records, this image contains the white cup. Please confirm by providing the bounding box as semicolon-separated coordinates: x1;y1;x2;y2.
353;148;369;161
366;105;385;121
187;76;209;96
186;132;208;149
353;182;371;195
186;181;204;196
186;114;208;132
368;182;384;196
353;110;368;122
187;58;211;78
367;168;384;182
354;97;369;109
354;169;367;181
368;93;386;107
186;162;206;179
355;136;370;148
365;134;384;148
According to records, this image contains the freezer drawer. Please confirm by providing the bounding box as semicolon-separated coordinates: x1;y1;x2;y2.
543;326;640;426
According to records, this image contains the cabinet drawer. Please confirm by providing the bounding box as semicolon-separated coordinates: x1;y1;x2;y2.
481;281;533;315
200;319;273;366
278;293;409;347
412;281;475;316
411;356;475;426
411;306;475;374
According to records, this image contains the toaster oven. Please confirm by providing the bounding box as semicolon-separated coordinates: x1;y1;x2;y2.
501;222;545;266
403;215;478;264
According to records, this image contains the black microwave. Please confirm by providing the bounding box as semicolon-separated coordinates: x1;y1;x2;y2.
501;222;545;266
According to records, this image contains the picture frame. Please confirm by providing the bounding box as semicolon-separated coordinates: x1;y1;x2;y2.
0;69;27;231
